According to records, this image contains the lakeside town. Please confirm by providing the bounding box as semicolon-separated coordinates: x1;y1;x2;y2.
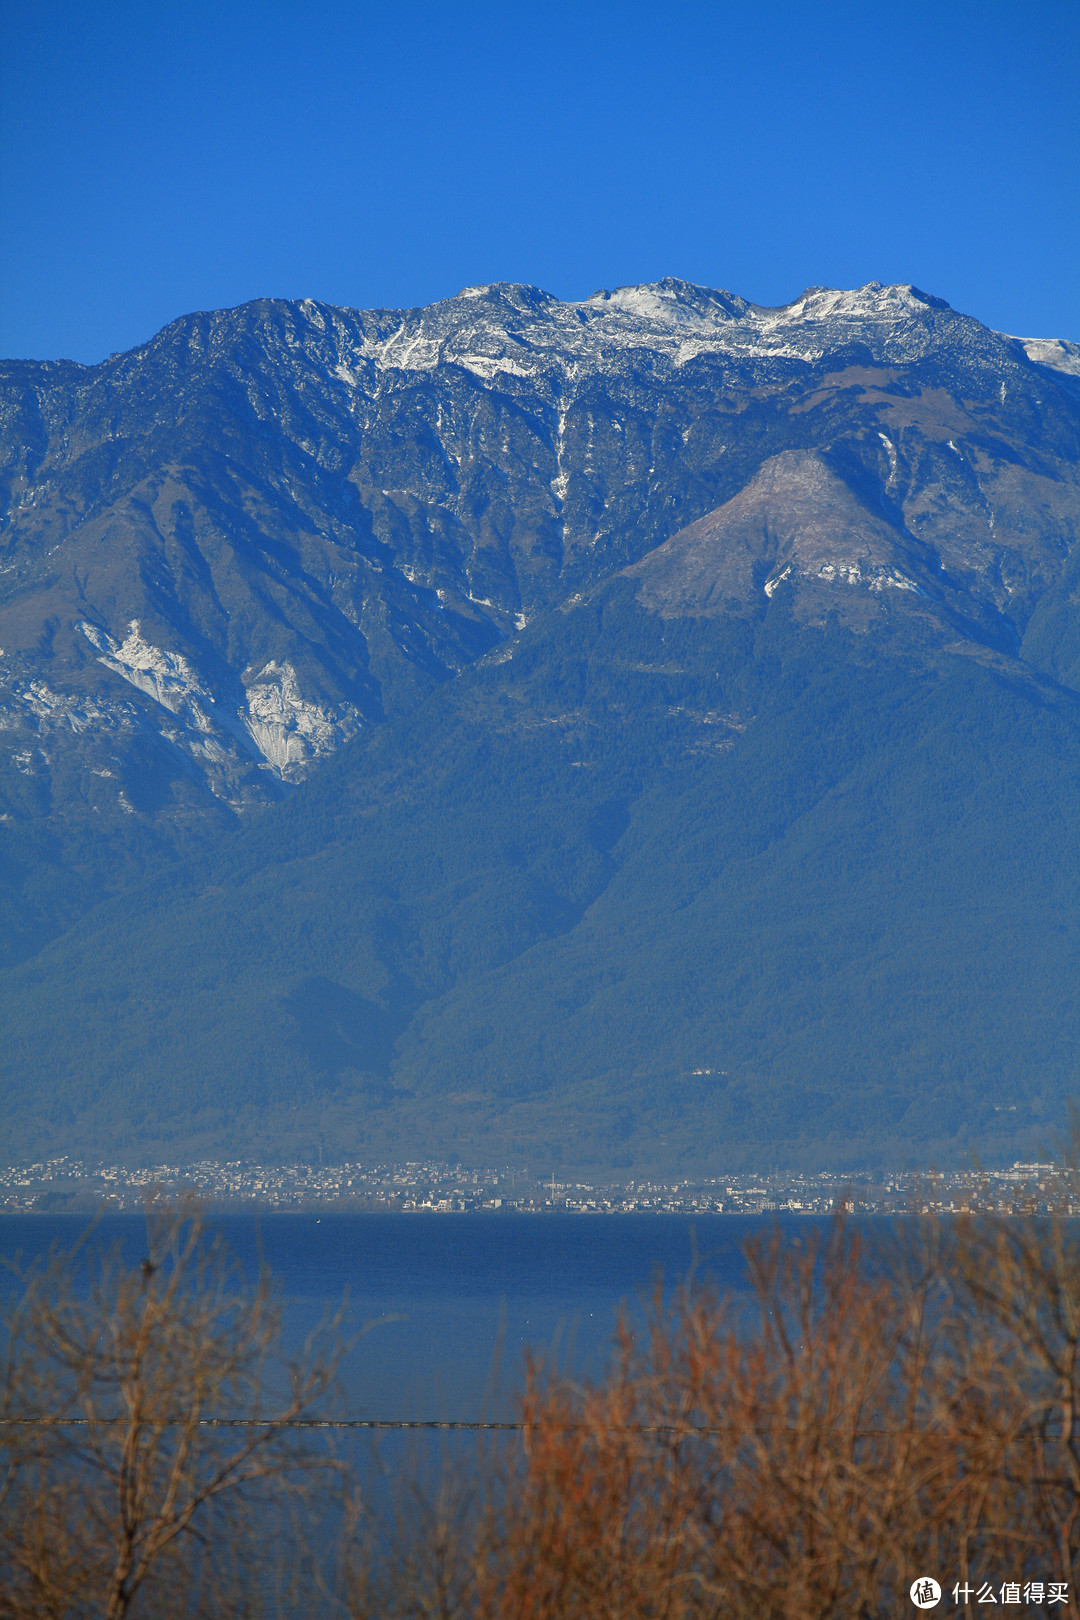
0;1155;1067;1216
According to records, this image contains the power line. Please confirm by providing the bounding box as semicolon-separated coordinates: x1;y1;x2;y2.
3;1417;1016;1437
8;1417;710;1432
9;1417;525;1431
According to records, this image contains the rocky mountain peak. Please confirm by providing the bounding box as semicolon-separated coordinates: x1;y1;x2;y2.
1;278;1078;842
335;277;981;382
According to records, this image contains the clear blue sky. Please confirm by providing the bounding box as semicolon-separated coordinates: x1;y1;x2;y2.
2;0;1078;363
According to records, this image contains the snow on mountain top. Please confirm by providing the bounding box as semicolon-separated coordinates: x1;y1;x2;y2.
579;280;750;326
90;277;1028;397
1019;337;1080;379
336;277;968;384
755;282;947;324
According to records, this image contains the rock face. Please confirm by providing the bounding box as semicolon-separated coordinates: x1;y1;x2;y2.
2;278;1079;822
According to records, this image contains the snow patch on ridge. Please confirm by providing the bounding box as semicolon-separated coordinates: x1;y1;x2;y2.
77;622;360;787
1020;338;1080;379
3;679;127;736
79;620;216;720
765;560;922;597
352;279;957;384
243;661;358;777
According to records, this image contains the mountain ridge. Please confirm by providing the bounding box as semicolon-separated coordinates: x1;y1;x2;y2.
4;279;1077;817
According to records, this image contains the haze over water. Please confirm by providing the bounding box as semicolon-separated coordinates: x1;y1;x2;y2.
0;1211;780;1420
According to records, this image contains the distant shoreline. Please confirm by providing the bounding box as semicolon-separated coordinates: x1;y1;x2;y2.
0;1157;1064;1220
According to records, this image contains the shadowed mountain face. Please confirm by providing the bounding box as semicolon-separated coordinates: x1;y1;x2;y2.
2;281;1080;1170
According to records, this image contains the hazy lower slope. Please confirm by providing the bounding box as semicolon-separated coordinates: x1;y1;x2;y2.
3;587;1079;1171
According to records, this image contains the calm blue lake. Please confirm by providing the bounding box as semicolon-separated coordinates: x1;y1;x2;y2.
0;1211;793;1422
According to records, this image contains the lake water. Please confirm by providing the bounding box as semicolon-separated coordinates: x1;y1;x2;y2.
0;1208;859;1577
0;1211;788;1422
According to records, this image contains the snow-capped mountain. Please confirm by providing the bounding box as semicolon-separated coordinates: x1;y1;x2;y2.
1;279;1078;821
4;279;1080;1170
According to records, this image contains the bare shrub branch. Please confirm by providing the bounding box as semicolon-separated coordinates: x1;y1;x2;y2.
0;1195;343;1620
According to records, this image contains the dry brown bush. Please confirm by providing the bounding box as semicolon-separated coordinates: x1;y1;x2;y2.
357;1200;1080;1620
0;1198;341;1620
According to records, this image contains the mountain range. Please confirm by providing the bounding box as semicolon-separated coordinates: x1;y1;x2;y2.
2;279;1079;1172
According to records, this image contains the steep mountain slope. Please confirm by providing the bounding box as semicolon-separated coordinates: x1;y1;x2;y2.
2;281;1080;1169
3;585;1080;1172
